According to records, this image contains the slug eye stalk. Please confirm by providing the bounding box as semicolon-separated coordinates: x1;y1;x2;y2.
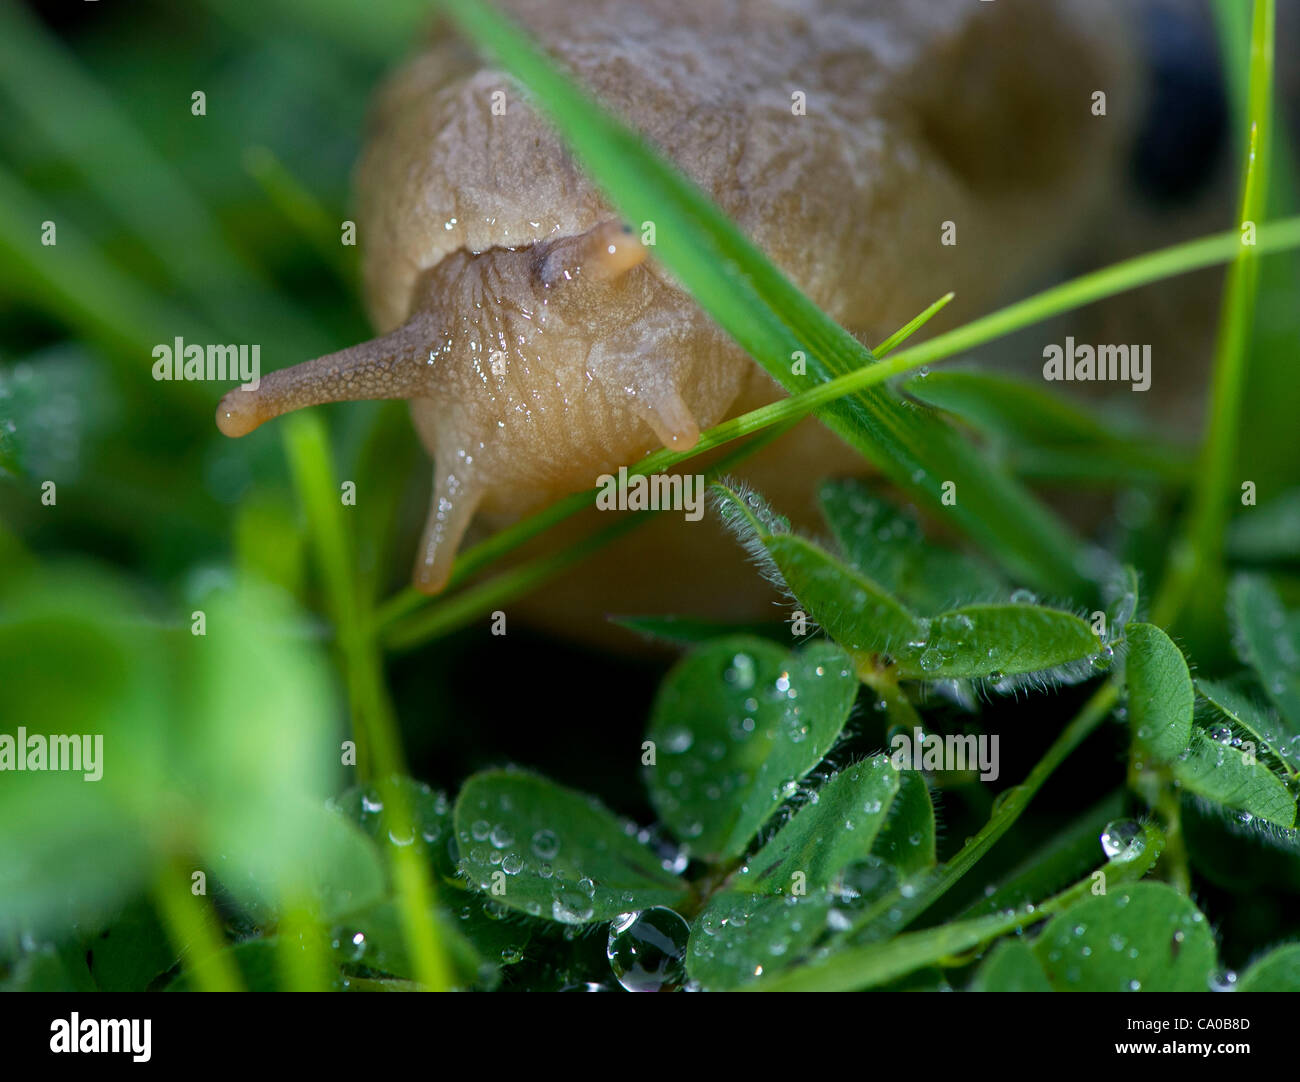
214;316;442;438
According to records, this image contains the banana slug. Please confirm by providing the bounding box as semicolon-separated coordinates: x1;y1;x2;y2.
216;0;1135;604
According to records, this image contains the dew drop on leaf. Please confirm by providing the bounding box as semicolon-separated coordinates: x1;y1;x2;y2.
530;829;560;860
1099;819;1145;863
724;653;757;689
606;908;690;992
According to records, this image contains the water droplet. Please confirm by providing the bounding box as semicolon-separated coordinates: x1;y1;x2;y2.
663;726;693;753
992;786;1022;814
551;888;595;924
1210;970;1238;991
1100;819;1145;863
531;829;560;860
348;931;366;962
606;908;690;992
724;653;757;690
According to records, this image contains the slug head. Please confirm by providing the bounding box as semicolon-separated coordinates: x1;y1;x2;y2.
216;219;749;593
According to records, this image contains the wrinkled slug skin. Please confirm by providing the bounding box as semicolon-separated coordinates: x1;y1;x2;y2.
216;0;1137;638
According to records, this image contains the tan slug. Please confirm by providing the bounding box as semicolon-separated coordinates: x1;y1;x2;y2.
216;0;1136;604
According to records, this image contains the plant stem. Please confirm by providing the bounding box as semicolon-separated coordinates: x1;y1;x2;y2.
151;857;243;993
848;680;1120;942
855;655;924;731
282;411;453;991
276;904;334;992
915;682;1120;914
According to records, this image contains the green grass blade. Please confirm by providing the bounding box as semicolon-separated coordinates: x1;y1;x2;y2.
280;412;453;990
1155;0;1274;630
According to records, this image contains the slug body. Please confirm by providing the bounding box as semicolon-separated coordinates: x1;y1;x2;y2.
217;0;1134;600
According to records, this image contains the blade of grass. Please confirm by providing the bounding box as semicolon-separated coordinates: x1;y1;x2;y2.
151;857;243;993
276;903;334;991
833;680;1121;948
955;791;1127;920
243;146;357;285
1212;0;1300;506
903;370;1192;484
1140;0;1276;894
280;411;452;991
436;0;1094;598
1153;0;1273;631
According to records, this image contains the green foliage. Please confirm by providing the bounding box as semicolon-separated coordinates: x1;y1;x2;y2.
454;770;690;921
646;637;857;860
713;482;1108;684
1126;623;1196;762
1172;729;1295;826
1236;942;1300;990
1027;883;1218;992
1230;574;1300;725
